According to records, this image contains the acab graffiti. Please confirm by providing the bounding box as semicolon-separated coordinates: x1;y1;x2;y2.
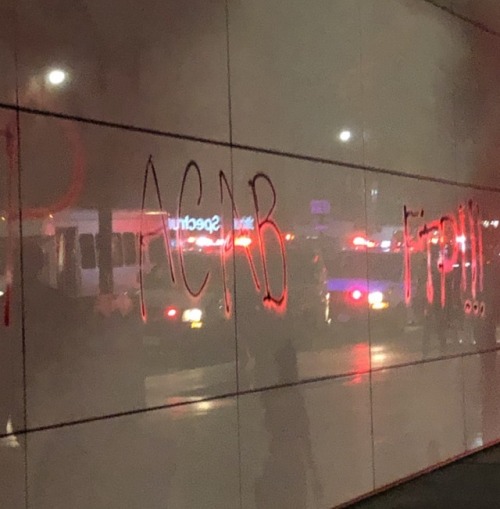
0;114;287;325
403;199;485;317
139;156;288;321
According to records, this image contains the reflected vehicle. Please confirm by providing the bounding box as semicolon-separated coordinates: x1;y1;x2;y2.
235;237;330;329
138;234;331;348
325;250;408;329
136;251;225;348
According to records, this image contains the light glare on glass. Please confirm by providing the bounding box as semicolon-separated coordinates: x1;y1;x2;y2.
339;130;352;142
182;308;203;322
47;69;66;85
368;291;384;305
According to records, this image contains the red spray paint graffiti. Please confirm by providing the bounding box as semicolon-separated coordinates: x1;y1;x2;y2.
138;156;287;322
219;169;261;318
177;161;210;299
248;173;287;313
403;205;423;304
403;199;485;315
138;156;176;322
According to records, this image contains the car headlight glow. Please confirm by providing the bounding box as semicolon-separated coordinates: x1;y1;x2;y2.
182;308;203;323
368;291;384;305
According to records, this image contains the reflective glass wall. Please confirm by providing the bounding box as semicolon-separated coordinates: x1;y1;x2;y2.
1;1;500;507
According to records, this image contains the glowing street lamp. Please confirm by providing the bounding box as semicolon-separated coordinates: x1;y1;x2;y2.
47;69;67;86
339;130;352;142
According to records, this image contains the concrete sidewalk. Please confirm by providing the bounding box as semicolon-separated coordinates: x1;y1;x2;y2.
350;445;500;509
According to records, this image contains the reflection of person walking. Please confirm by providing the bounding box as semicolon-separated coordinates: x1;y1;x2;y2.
1;239;75;434
22;239;78;428
0;239;78;506
255;341;323;508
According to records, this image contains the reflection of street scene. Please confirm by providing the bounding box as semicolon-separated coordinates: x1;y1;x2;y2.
1;206;499;384
0;197;500;506
325;249;407;329
1;2;500;506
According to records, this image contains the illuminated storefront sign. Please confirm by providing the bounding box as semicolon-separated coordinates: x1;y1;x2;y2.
167;214;254;234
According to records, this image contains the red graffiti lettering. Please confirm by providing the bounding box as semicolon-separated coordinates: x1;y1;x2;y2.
458;205;467;293
418;220;440;305
476;204;484;293
403;206;424;304
137;158;286;321
248;173;287;312
139;156;176;322
219;170;260;317
464;299;472;315
403;199;485;317
473;300;480;317
480;301;486;318
468;200;478;299
439;215;458;308
177;161;210;299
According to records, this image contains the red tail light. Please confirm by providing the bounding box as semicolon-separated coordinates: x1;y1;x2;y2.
164;307;178;319
346;289;365;306
351;290;363;301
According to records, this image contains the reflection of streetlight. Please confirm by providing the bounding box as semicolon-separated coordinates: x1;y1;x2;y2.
339;130;352;142
47;69;67;86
